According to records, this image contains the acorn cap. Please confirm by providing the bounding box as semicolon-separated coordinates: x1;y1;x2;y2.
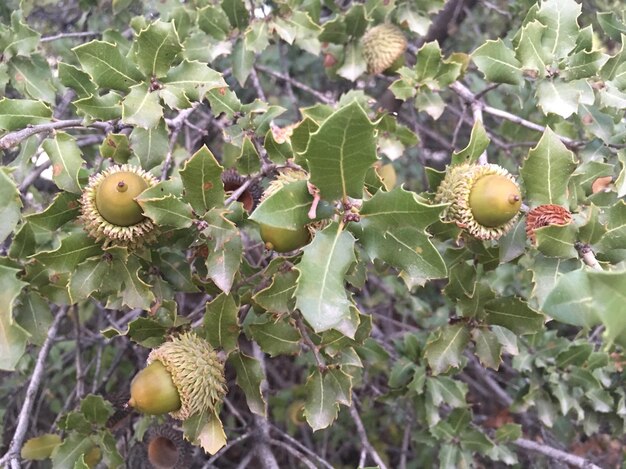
526;204;572;244
80;164;159;249
147;333;227;421
221;169;262;213
361;24;408;74
260;168;309;202
145;423;191;469
435;163;522;240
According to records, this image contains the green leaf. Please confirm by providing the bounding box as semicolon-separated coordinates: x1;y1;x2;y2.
0;168;22;245
536;0;582;60
0;98;51;130
33;232;101;273
495;423;522;443
520;128;578;206
157;252;198;292
2;11;39;59
250;180;322;230
245;20;269;54
427;375;467;408
14;290;52;346
206;87;242;119
73;40;142;91
587;271;626;348
482;297;544;335
228;351;266;416
133;20;182;78
472;328;502;370
413;42;463;89
99;133;131;164
9;54;57;103
221;0;249;30
542;269;600;327
301;101;376;201
197;5;231;40
535;223;578;258
42;132;84;194
129;120;169;170
58;62;97;98
472;39;523;85
138;194;193;229
162;60;226;105
536;79;593;118
597;11;626;40
73;92;123;121
596;200;626;253
203;293;239;354
0;263;28;371
304;369;340;431
25;192;80;232
50;434;96;469
102;316;167;347
68;257;109;304
180;146;224;214
515;20;550;73
111;254;155;310
295;223;356;333
236;136;261;175
231;39;254;87
425;324;470;374
183;411;227;455
529;253;580;307
252;270;298;314
451;120;490;166
249;317;301;357
337;41;366;81
357;188;447;288
80;394;113;425
122;83;163;129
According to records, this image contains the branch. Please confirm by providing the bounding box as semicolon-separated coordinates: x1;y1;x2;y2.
41;32;100;42
514;439;602;469
161;105;199;181
295;316;326;371
349;403;389;469
255;64;334;104
575;242;603;271
449;82;581;148
0;307;67;468
0;119;83;150
251;343;279;469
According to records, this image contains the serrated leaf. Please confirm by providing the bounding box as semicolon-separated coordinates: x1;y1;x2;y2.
0;263;28;371
134;20;182;77
14;290;52;346
42;132;84;194
425;324;470;374
73;40;142;91
231;39;254;87
68;257;108;304
206;87;242;119
249;180;321;230
198;5;231;40
337;41;366;81
252;270;298;314
50;434;95;469
33;232;101;273
301;101;376;201
9;54;57;103
357;188;447;288
530;253;580;307
295;223;355;333
138;194;193;228
206;230;242;294
515;20;550;73
304;369;340;431
520;128;578;206
472;39;523;85
596;200;626;253
58;62;96;98
3;11;39;59
249;317;301;357
204;293;239;354
122;83;163;129
158;251;198;292
535;223;578;258
228;351;266;416
536;0;581;60
179;146;224;214
451;120;490;166
129;120;168;170
426;376;467;408
80;394;113;425
111;255;154;310
536;79;592;118
99;133;131;164
472;328;502;370
482;297;544;335
73;92;123;121
0;168;21;245
587;271;626;348
542;269;600;327
0;98;51;130
162;60;226;104
182;411;227;455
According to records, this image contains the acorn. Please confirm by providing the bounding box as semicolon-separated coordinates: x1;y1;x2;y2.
435;163;522;240
80;164;158;248
129;333;226;421
145;423;191;469
20;434;62;461
260;224;311;253
361;24;408;74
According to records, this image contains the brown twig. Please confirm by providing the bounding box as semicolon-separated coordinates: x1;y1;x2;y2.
349;402;389;469
255;64;334;104
514;438;602;469
295;316;326;371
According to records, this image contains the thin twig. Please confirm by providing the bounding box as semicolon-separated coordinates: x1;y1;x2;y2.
255;64;334;104
73;306;85;400
0;307;66;468
514;438;602;469
349;403;389;469
41;31;100;42
251;343;279;469
575;242;603;271
295;317;326;371
203;432;252;468
269;439;317;469
269;424;335;469
0;119;82;150
161;105;200;181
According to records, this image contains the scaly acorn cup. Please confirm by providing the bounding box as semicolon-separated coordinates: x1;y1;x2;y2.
361;24;408;74
435;163;522;240
129;333;227;421
80;164;159;248
145;423;192;469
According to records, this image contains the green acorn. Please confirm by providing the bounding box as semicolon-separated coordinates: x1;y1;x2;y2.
80;164;158;248
361;24;408;74
129;333;227;421
435;163;522;240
